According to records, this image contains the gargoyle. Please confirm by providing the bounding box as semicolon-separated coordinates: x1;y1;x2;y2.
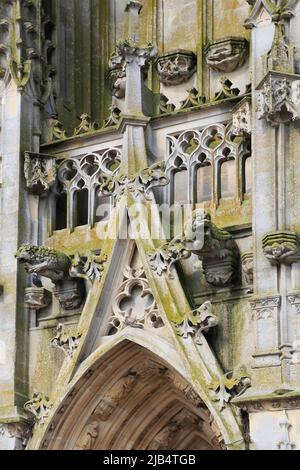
15;244;71;284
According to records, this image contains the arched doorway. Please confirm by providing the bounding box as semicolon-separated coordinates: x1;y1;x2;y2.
40;341;225;450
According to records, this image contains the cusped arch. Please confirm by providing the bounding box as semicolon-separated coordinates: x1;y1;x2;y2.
33;336;229;451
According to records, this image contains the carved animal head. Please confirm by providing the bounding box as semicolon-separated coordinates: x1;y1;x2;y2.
15;244;40;266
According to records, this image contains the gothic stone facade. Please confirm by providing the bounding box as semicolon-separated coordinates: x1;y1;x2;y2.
1;0;300;451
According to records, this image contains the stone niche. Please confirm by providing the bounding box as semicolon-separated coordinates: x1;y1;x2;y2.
156;50;197;86
205;37;249;73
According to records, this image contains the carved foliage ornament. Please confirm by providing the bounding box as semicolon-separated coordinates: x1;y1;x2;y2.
99;161;169;201
209;369;251;411
70;252;107;284
173;301;218;345
24;392;53;425
232;97;252;136
51;323;82;357
257;72;300;127
262;231;300;265
74;114;99;136
24;152;57;196
205;37;248;73
156;50;197;86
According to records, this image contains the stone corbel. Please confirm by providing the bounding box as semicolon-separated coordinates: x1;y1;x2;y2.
156;49;197;86
262;231;300;265
15;245;85;312
173;301;218;345
24;286;52;311
232;97;252;136
24;151;57;196
257;71;300;127
205;37;248;73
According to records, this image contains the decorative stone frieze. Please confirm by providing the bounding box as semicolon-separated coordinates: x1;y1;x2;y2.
205;37;248;73
74;113;99;136
70;252;107;284
232;97;252;136
24;152;57;196
99;161;169;202
24;392;53;425
209;369;251;411
156;49;196;86
51;323;82;357
257;71;300;127
148;211;240;287
180;87;206;109
108;267;164;333
173;301;218;345
214;76;240;102
24;286;51;311
262;231;300;265
241;252;254;292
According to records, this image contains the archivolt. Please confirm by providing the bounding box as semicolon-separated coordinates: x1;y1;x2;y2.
39;341;224;450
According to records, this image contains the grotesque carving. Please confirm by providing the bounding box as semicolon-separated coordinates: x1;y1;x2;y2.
16;245;85;311
148;211;239;287
93;372;137;421
149;421;179;450
24;392;53;425
262;231;300;265
205;37;248;73
107;50;127;98
51;323;82;357
44;118;67;142
24;152;57;196
15;245;71;284
209;369;251;411
257;72;300;127
173;301;218;345
156;50;196;86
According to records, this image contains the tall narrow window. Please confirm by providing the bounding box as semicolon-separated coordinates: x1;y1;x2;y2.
220;159;235;198
197;165;211;203
244;157;252;194
55;193;67;230
75;189;88;227
173;169;188;204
